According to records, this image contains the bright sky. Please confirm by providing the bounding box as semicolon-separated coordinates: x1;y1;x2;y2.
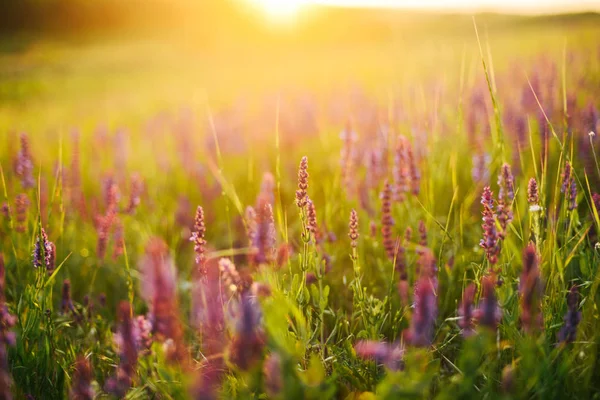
249;0;600;20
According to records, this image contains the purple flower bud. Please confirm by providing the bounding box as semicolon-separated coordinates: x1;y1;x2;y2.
406;277;437;347
558;285;581;344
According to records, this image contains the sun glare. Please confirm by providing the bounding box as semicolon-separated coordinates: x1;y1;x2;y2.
250;0;307;21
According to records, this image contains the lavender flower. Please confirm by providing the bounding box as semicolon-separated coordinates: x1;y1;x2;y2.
407;143;421;196
219;258;242;297
112;219;124;260
140;238;186;362
561;161;572;194
480;187;500;265
528;178;539;205
105;302;137;397
406;277;437;347
498;163;515;203
257;172;276;208
0;253;16;400
474;275;502;330
348;209;359;249
340;124;358;198
561;161;577;210
253;201;276;265
295;156;309;208
393;136;410;202
190;206;207;276
418;220;427;248
472;152;490;184
569;180;577;211
306;198;321;244
228;294;265;370
15;193;29;233
355;340;404;371
33;228;55;272
458;284;476;337
96;182;118;260
0;203;9;222
263;353;283;397
126;173;144;214
69;356;94;400
15;133;35;189
496;165;514;239
520;244;543;333
381;181;397;261
275;243;292;268
558;285;581;344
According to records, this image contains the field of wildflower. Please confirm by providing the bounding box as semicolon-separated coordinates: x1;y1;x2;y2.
0;8;600;400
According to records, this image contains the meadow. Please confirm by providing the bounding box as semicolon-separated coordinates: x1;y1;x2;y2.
0;8;600;399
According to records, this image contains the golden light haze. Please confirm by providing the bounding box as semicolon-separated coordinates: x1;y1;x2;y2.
246;0;600;18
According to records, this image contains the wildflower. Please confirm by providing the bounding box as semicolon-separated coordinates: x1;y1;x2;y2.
393;136;410;202
112;219;124;260
418;220;427;247
0;203;9;221
474;274;502;330
528;178;539;205
349;209;359;249
251;282;272;298
458;284;476;337
105;302;137;397
15;193;29;233
408;143;421;196
340;124;358;198
96;182;118;260
480;187;500;265
369;220;377;237
498;163;515;203
33;228;55;272
263;353;283;397
406;277;437;347
190;206;207;276
15;133;35;189
0;254;16;400
69;356;94;400
252;201;276;265
257;172;276;209
219;258;242;297
228;294;265;370
496;165;514;239
520;244;543;333
306;197;321;244
405;226;413;243
61;279;75;314
126;173;144;214
381;181;397;261
295;156;309;208
140;238;186;362
558;285;581;344
561;161;577;210
355;340;404;371
275;243;292;268
472;152;490;183
569;180;577;211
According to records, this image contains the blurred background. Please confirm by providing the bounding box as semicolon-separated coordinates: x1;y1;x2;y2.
0;0;599;132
